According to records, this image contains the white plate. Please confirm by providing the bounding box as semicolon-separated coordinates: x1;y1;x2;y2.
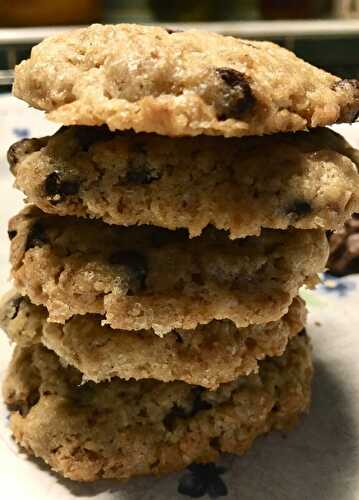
1;94;359;499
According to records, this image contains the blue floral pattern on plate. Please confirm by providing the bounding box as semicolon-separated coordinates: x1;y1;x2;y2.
318;273;357;297
12;127;30;139
178;464;228;498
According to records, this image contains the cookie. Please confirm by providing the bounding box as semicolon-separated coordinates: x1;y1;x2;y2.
327;213;359;276
9;126;359;238
0;291;306;389
13;24;359;138
3;335;312;481
9;206;328;335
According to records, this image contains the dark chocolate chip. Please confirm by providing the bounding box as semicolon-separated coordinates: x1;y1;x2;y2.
125;167;160;185
7;142;20;169
240;40;259;49
44;172;60;196
6;402;24;414
75;125;113;151
163;403;187;431
298;329;307;337
125;154;161;185
8;295;24;320
25;221;48;251
288;200;313;217
8;138;46;172
349;109;359;124
44;171;80;198
216;67;255;120
7;229;17;240
7;388;40;417
109;250;148;293
209;437;221;451
72;384;96;407
174;331;184;343
123;142;161;185
163;388;212;431
27;389;40;410
165;28;183;34
190;387;212;416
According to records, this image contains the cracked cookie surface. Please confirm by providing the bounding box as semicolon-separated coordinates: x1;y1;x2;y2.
9;206;328;334
0;292;306;388
13;24;359;138
3;335;312;481
9;126;359;238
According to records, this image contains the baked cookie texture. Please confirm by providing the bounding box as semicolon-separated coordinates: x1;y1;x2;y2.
13;24;359;138
8;206;328;335
0;292;306;389
3;335;312;481
328;213;359;276
9;126;359;238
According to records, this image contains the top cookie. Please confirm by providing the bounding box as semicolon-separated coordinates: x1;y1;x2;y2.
13;24;359;138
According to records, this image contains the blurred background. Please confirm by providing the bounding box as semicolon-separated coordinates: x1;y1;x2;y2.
0;0;359;91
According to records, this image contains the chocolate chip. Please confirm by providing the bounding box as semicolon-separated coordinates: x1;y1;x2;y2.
75;125;113;151
210;437;221;450
216;67;255;120
25;221;48;251
163;404;187;431
7;142;19;169
72;384;96;407
240;40;259;49
125;166;160;185
27;389;40;410
7;229;17;240
8;296;24;320
163;388;212;431
6;402;24;414
44;172;60;195
165;28;183;34
349;110;359;124
298;329;307;337
125;152;161;185
44;171;80;198
288;201;313;217
109;251;148;293
8;138;46;173
191;387;212;415
174;331;184;343
272;403;280;412
8;388;40;417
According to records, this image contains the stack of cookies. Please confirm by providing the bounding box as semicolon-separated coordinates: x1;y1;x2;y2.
1;24;359;482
